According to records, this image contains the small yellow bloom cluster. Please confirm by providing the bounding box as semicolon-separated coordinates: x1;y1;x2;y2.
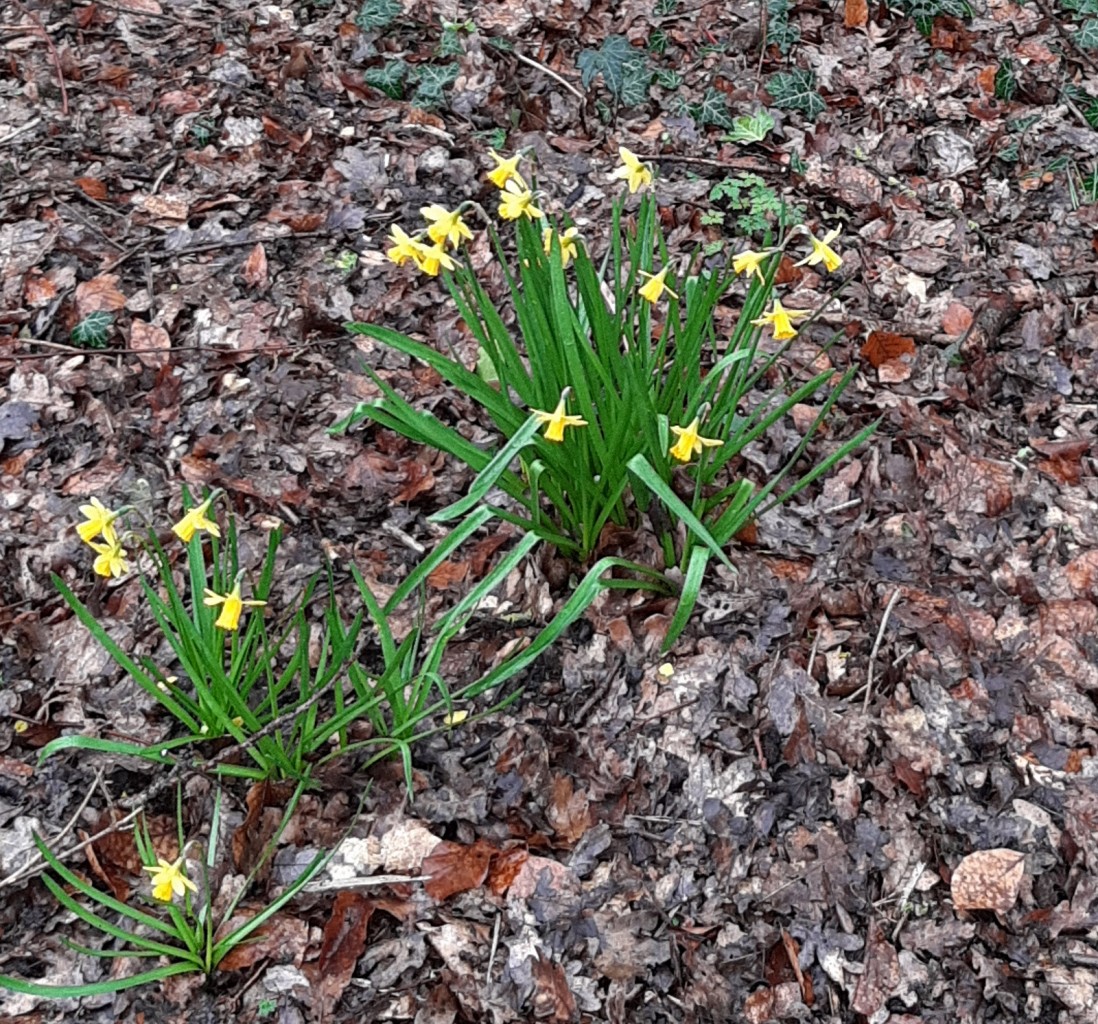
484;149;543;222
733;226;845;342
75;497;129;579
75;493;264;632
385;202;473;278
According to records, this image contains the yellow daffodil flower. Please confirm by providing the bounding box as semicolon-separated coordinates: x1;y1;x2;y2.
90;536;129;578
171;496;220;543
669;416;723;463
732;249;773;280
609;147;653;193
795;227;843;272
416;241;456;277
498;179;543;221
542;226;580;267
143;856;198;903
638;268;678;304
386;225;424;268
530;389;588;442
751;298;810;341
76;497;120;544
420;205;473;249
203;579;266;631
487;149;523;189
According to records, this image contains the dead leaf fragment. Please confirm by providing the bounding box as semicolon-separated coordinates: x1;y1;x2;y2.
851;920;899;1015
306;891;374;1009
130;319;171;369
844;0;868;27
423;839;494;901
951;848;1026;912
530;951;577;1024
241;243;268;290
74;273;126;318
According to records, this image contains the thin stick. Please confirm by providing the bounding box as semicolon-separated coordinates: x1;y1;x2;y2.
511;50;585;101
863;588;901;712
11;0;69;114
0;116;41;147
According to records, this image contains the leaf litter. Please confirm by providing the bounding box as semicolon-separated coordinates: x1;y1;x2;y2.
1;0;1097;1019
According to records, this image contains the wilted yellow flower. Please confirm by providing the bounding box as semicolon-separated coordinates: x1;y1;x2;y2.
486;149;523;189
90;535;129;578
751;298;810;341
795;227;843;273
420;205;473;249
386;225;424;268
498;179;542;221
416;241;456;277
143;856;198;903
657;662;675;679
171;496;220;543
669;416;722;463
443;710;469;727
609;147;653;193
76;497;120;544
203;579;266;631
638;267;678;304
530;389;587;442
542;226;580;267
732;249;772;280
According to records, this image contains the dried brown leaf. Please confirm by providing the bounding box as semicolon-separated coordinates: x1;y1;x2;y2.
74;273;126;318
951;848;1026;912
306;891;374;1006
423;839;494;901
851;920;900;1015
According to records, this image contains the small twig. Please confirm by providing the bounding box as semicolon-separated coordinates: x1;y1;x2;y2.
486;912;502;982
0;116;42;147
11;0;69;114
510;49;585;101
302;873;427;893
862;588;901;712
640;152;774;173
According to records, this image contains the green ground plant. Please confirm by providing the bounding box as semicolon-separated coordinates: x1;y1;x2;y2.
0;783;328;998
334;149;875;645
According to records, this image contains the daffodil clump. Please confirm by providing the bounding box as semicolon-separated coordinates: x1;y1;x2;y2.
341;143;875;644
53;489;353;781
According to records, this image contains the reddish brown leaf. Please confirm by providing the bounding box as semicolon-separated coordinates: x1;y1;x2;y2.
861;331;916;369
530;951;577;1023
423;839;495;901
951;848;1026;912
394;457;436;503
546;774;592;846
488;845;529;895
96;64;132;88
427;559;468;589
305;891;374;1006
23;271;58;306
844;0;868;27
74;176;108;200
74;273;126;318
892;756;927;799
941;301;974;336
743;986;775;1023
852;920;900;1015
241;243;268;290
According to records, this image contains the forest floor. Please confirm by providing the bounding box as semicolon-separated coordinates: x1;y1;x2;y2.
1;0;1098;1021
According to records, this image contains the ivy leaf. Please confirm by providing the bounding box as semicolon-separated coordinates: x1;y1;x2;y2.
71;311;114;349
690;87;734;128
1077;17;1098;47
768;69;826;120
355;0;402;31
364;60;407;100
723;109;775;144
577;35;647;105
409;62;459;109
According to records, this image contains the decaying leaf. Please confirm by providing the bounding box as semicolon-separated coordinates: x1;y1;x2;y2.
951;848;1026;912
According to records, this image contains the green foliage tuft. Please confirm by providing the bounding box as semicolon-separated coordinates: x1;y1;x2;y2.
723;109;776;145
356;0;402;31
365;59;407;99
577;35;650;106
768;68;826;120
71;311;114;349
